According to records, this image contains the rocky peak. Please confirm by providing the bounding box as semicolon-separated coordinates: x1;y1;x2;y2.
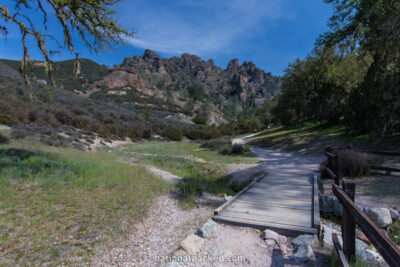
227;59;240;73
143;49;160;60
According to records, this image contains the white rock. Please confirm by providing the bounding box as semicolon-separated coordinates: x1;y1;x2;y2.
321;222;387;266
363;207;392;228
390;209;399;221
196;219;219;238
180;234;204;254
262;229;287;244
320;195;342;216
290;235;317;263
265;239;276;247
224;195;234;201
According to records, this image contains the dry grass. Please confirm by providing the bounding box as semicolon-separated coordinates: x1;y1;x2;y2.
0;141;170;266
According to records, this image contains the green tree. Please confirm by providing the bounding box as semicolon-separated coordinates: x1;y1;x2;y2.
318;0;400;136
0;0;133;87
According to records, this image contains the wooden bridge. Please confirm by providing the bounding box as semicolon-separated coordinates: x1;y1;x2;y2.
213;147;321;235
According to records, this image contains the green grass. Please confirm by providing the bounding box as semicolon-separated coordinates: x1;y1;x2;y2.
0;124;11;137
248;121;400;155
116;140;257;208
139;155;248;208
0;142;170;266
388;220;400;248
121;140;259;164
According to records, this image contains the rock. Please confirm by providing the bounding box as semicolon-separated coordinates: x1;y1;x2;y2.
363;207;392;228
180;234;204;254
196;219;219;238
390;209;399;221
322;221;387;266
265;239;276;247
292;234;317;247
224;195;234;201
216;193;227;198
321;222;342;248
290;235;317;263
262;229;287;244
320;195;342;216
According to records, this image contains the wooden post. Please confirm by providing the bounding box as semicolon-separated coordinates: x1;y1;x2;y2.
334;153;340;185
341;181;356;262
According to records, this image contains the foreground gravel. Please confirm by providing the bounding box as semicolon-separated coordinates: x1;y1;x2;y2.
92;193;212;266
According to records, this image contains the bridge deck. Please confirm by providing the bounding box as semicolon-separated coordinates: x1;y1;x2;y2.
213;173;320;234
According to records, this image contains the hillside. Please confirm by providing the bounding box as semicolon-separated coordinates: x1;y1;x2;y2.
87;50;280;124
0;52;280;149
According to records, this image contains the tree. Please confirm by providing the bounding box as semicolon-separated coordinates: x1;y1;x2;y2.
0;0;133;87
318;0;400;136
271;48;368;126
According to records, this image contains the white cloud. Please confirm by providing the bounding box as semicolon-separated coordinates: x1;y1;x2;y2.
118;0;286;56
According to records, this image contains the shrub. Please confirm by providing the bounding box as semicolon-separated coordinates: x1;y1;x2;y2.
0;113;11;125
11;127;30;139
338;150;381;177
200;137;231;151
230;144;250;154
192;116;206;125
0;133;9;144
163;126;183;141
218;144;250;155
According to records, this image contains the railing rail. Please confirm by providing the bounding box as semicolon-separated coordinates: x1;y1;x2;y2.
332;182;400;266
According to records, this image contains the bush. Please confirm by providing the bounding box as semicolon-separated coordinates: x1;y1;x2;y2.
338;150;381;177
230;144;250;154
0;133;9;144
218;144;250;155
163;126;183;141
200;137;231;151
192;116;207;125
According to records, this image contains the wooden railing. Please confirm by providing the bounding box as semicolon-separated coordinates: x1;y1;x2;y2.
331;181;400;266
325;147;341;185
325;146;400;185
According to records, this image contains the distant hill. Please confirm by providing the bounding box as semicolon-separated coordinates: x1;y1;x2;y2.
86;50;281;124
0;52;280;149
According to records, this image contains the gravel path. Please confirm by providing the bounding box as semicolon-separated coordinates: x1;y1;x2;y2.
186;225;272;267
92;193;212;266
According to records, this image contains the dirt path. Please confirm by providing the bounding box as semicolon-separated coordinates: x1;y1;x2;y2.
92;193;212;266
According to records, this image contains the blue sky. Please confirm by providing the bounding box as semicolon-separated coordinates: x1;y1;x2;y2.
0;0;333;75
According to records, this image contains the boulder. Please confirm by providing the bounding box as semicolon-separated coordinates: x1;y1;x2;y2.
262;229;287;244
363;207;392;228
320;195;342;216
290;235;317;263
390;209;399;221
180;234;204;254
196;219;219;238
321;221;387;266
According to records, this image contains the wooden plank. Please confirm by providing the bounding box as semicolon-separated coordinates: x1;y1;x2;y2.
312;174;321;230
371;165;400;174
326;167;337;180
247;187;312;198
214;174;266;215
214;211;315;232
332;233;350;267
224;202;312;223
254;182;311;190
236;199;311;210
333;185;400;266
239;193;311;206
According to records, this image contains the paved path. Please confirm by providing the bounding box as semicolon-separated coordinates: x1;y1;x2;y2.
214;139;323;234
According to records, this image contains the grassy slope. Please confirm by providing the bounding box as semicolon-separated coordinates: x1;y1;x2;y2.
0;58;109;92
248;121;400;155
0;141;170;266
116;141;259;207
121;141;259;164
